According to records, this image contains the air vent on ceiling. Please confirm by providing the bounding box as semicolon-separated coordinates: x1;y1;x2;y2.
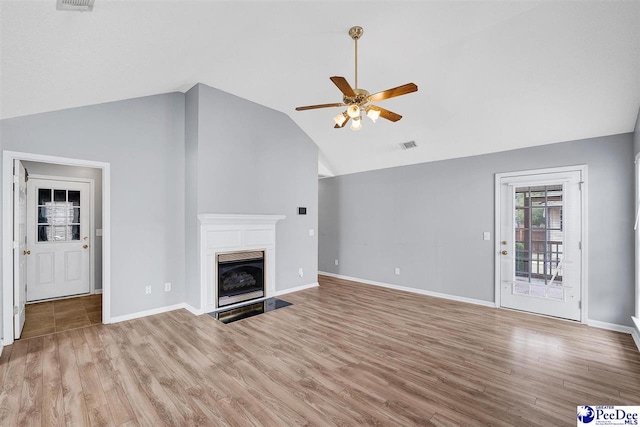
56;0;94;11
400;141;417;150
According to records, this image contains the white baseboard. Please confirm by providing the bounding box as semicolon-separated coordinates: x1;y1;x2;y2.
586;319;634;334
109;303;190;324
318;272;495;308
632;317;640;352
182;303;204;316
319;273;639;346
93;289;103;295
274;282;319;297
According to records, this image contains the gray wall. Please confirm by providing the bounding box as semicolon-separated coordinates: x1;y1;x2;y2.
0;93;187;326
319;133;635;326
634;106;640;155
21;161;103;291
184;84;319;309
0;84;319;341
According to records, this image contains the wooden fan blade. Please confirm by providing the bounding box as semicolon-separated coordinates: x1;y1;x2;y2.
375;106;403;122
296;103;345;111
330;76;356;97
368;83;418;103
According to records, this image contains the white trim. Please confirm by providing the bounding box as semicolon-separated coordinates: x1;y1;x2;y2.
635;159;640;319
110;302;204;322
632;316;640;352
183;303;203;316
109;303;187;323
274;282;319;297
94;288;103;295
2;150;111;345
586;319;634;334
319;272;496;308
28;173;96;296
494;165;588;323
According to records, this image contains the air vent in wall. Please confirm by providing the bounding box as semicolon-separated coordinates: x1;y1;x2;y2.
400;141;417;150
56;0;94;11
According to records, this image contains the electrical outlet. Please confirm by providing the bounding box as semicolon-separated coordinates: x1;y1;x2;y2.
298;268;304;277
164;282;171;292
145;285;151;294
334;259;339;266
394;267;400;275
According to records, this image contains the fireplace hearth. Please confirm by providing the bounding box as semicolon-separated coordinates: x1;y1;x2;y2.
217;251;265;307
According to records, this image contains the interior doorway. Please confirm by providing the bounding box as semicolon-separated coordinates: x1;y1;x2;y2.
494;166;587;322
2;151;111;347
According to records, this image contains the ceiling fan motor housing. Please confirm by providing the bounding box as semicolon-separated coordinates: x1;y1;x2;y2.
343;88;370;107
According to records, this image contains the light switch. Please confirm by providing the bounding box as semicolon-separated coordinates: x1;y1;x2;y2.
309;229;315;236
483;232;490;241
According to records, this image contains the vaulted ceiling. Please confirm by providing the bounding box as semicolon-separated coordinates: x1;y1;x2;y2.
1;1;638;176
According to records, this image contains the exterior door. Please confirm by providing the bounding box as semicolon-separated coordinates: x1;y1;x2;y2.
26;178;91;301
498;170;583;321
13;160;27;338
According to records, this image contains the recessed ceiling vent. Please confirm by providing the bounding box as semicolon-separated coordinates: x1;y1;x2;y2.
400;141;417;150
56;0;94;11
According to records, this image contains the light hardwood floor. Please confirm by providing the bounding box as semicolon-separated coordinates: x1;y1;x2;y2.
1;275;639;426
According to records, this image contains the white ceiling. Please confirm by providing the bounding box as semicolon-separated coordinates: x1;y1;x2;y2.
1;1;639;176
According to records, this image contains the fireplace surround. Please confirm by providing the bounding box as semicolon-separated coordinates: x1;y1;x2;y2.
198;214;285;312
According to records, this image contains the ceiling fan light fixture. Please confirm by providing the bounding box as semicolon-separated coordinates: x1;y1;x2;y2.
333;112;348;127
347;104;360;118
366;106;381;123
294;25;418;131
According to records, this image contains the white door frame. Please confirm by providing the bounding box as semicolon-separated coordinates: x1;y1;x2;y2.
3;151;111;346
494;165;588;323
28;174;96;296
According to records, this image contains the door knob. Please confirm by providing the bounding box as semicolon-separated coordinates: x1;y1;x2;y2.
83;244;88;249
501;250;508;255
23;250;30;255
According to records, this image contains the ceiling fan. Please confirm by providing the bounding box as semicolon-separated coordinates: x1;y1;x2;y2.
295;26;418;131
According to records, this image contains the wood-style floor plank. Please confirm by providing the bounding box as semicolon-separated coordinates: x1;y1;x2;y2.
0;340;29;426
1;274;639;426
57;330;90;426
41;334;64;427
17;337;44;426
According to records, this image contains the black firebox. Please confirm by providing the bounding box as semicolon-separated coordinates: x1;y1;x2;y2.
217;250;265;307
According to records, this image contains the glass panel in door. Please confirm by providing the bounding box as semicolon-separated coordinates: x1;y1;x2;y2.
36;188;82;242
513;185;564;300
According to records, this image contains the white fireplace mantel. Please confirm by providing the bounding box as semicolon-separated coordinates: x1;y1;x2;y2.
198;214;285;312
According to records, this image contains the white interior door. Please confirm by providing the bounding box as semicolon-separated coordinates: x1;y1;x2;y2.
498;170;583;321
13;160;27;338
26;178;91;301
